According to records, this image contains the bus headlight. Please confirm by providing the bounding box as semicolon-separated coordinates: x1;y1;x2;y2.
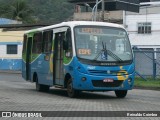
128;78;132;85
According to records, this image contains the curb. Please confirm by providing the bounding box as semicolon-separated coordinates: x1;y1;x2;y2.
134;86;160;91
0;70;21;74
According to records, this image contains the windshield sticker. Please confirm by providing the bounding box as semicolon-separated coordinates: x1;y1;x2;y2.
78;49;91;55
101;51;108;60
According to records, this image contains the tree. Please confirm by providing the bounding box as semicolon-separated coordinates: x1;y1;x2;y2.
0;0;74;24
1;0;36;23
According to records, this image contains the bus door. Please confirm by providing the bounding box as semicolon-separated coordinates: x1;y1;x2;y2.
38;30;53;85
26;37;32;80
54;32;65;85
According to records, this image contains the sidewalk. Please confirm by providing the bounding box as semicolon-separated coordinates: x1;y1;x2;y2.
0;70;21;74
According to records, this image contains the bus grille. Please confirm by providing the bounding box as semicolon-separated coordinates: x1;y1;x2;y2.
92;80;123;87
88;70;127;76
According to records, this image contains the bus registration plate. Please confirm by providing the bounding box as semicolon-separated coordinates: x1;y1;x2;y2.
103;79;114;83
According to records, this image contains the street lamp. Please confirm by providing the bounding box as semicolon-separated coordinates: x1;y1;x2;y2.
92;0;103;21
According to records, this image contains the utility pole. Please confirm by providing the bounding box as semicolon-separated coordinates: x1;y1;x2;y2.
101;0;105;21
92;0;103;21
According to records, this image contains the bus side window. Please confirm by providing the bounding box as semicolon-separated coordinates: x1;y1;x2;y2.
32;32;43;54
64;28;72;58
43;30;53;53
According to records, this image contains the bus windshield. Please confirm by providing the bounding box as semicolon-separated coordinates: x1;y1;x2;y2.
74;26;133;64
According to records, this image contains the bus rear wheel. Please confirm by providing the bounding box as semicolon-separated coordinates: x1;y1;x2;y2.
115;90;127;98
67;79;79;98
35;77;49;92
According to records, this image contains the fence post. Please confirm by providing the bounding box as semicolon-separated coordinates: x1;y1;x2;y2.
153;51;156;79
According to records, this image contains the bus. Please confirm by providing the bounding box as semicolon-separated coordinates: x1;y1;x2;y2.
22;21;135;98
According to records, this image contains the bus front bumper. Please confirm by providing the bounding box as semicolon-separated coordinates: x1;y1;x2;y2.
73;72;135;91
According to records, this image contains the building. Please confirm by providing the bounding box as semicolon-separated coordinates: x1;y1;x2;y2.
0;28;24;70
70;0;160;50
0;18;47;70
125;2;160;50
70;0;139;23
0;18;23;70
0;18;22;25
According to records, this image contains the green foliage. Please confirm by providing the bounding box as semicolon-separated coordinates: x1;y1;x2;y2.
27;0;74;23
0;0;35;23
134;77;160;88
0;0;74;24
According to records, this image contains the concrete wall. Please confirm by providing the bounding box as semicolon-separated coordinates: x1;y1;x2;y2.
73;11;123;22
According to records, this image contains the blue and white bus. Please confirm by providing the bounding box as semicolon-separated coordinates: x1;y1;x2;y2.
22;21;135;98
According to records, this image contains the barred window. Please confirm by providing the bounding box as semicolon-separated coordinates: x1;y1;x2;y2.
138;22;151;34
7;45;17;54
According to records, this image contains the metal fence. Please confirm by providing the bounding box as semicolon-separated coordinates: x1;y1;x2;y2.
133;49;160;79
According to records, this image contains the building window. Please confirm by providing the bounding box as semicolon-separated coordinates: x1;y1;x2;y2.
138;22;151;34
7;45;18;54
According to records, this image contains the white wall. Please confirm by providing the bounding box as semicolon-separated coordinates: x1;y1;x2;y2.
0;45;22;59
0;29;24;59
125;13;160;48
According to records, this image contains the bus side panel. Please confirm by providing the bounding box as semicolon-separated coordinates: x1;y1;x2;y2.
26;37;33;80
31;54;53;86
22;60;26;80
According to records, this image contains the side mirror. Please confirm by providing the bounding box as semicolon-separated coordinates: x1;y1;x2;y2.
65;51;72;58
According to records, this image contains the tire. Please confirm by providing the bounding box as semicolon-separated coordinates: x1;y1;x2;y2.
35;76;49;92
115;90;127;98
67;79;79;98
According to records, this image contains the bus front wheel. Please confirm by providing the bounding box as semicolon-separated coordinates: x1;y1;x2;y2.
67;79;79;98
115;90;127;98
35;77;49;92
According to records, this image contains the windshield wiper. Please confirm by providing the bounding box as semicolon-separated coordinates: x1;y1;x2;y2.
94;42;123;62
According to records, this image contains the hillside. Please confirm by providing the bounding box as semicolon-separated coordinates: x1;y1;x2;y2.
0;0;74;24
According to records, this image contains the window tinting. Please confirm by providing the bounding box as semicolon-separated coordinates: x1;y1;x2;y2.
32;32;43;54
43;30;53;53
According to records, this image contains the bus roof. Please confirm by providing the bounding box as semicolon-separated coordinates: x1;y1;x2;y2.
25;21;125;34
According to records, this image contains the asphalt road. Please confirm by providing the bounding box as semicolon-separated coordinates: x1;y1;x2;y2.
0;73;160;119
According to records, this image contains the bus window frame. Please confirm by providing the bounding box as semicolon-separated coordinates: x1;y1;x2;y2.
32;32;43;54
22;34;27;54
73;25;133;65
64;28;73;58
42;29;53;54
